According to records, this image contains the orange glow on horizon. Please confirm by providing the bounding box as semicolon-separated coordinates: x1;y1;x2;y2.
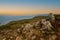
0;8;60;15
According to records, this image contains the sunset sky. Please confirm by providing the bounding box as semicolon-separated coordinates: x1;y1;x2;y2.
0;0;60;15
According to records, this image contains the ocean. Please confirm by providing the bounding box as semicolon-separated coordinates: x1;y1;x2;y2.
0;14;48;26
0;15;35;26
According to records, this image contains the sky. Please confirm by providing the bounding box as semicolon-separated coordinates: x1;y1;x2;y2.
0;0;60;16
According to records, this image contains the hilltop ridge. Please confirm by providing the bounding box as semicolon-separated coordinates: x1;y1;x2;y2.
0;14;60;40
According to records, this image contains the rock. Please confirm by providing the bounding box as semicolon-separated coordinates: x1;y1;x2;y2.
32;36;36;40
33;21;40;26
3;38;6;40
16;36;21;40
40;38;45;40
49;13;55;21
48;35;57;40
23;23;33;31
40;19;54;34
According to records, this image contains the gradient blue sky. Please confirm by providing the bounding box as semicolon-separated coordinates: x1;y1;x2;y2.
0;0;60;15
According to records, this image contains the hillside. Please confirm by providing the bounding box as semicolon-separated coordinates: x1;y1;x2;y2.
0;14;60;40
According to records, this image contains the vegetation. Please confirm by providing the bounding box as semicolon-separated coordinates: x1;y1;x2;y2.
0;14;60;40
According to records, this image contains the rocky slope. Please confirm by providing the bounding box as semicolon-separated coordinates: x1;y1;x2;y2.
0;15;60;40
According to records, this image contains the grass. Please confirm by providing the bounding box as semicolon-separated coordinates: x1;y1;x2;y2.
0;14;60;30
